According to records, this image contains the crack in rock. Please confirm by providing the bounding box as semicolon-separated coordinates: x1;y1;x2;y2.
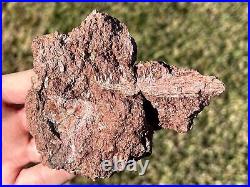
26;10;225;180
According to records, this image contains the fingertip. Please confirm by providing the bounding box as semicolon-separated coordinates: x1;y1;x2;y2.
27;138;41;163
16;164;74;184
2;69;35;104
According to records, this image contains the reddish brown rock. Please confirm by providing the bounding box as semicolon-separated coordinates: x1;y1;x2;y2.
136;61;225;133
26;11;225;180
26;11;152;180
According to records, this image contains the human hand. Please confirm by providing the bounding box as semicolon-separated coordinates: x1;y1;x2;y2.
2;70;74;184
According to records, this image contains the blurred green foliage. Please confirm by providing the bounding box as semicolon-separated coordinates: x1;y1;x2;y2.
2;2;248;184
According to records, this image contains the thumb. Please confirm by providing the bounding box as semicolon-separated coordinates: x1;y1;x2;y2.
2;69;35;104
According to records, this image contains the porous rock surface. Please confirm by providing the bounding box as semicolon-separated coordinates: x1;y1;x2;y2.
136;61;225;133
26;11;225;180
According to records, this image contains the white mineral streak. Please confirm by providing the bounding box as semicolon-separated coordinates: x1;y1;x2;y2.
136;62;225;98
67;100;96;163
58;61;65;72
44;77;49;88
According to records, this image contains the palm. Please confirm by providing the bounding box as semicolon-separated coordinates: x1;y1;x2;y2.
2;103;34;183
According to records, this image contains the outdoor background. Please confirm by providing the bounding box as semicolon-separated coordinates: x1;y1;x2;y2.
2;2;248;184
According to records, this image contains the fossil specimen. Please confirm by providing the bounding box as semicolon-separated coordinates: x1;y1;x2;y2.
26;11;225;180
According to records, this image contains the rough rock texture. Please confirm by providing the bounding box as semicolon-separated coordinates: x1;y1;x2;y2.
136;61;225;133
26;11;225;180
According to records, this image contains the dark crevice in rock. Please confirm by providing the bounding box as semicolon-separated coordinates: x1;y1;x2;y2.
59;34;68;46
158;60;173;75
186;92;209;131
133;64;138;83
104;15;123;34
47;119;61;139
141;93;161;131
139;135;153;158
130;37;137;65
84;50;91;61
